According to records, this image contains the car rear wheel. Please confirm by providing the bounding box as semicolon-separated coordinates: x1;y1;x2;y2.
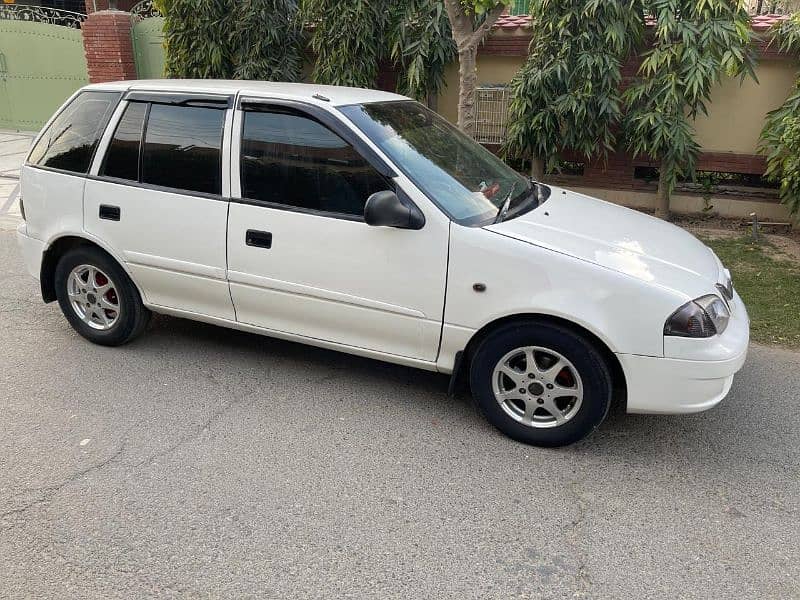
54;246;150;346
470;321;612;447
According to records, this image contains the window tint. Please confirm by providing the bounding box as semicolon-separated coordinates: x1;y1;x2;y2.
141;104;224;195
101;102;147;182
28;91;119;174
241;110;389;217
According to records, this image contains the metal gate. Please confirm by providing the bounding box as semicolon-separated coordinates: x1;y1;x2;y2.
0;5;89;131
131;0;165;79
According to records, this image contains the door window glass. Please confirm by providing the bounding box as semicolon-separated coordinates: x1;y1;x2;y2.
240;110;389;217
28;91;119;174
141;104;224;195
100;101;147;182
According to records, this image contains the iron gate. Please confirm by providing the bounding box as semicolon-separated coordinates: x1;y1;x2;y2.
0;5;89;131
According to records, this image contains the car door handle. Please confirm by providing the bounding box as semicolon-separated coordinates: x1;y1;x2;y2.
246;229;272;249
99;204;120;221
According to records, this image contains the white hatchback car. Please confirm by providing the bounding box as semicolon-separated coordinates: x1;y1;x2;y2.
16;80;749;446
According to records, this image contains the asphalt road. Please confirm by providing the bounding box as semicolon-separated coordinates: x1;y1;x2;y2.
1;229;798;599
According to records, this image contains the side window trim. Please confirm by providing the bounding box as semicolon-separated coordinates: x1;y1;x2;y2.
124;90;233;109
93;97;234;199
95;100;149;181
234;99;409;222
232;196;366;222
237;97;396;179
90;98;131;177
138;102;151;183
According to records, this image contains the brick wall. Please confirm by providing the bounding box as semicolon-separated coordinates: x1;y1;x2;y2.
81;10;137;83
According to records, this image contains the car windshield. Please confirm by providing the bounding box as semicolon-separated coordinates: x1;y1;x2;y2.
339;100;533;226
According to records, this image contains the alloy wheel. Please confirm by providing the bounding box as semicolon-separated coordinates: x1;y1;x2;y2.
491;346;584;428
66;264;120;331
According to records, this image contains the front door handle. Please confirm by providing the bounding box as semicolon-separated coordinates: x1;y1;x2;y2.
99;204;120;221
246;229;272;249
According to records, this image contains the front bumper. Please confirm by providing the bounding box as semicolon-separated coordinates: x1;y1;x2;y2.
619;291;749;415
16;222;44;280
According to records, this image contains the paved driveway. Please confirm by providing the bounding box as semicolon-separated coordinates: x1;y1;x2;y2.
0;131;35;230
0;229;798;599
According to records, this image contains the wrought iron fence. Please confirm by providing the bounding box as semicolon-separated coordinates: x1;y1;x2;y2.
0;4;86;29
131;0;161;22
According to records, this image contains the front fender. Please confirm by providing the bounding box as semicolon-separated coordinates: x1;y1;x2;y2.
439;225;686;368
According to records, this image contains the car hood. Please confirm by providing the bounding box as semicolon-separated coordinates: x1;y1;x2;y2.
485;186;721;298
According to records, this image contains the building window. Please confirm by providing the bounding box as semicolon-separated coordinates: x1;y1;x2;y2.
510;0;529;16
474;86;511;145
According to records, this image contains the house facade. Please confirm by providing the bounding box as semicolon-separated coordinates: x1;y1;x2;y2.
0;0;797;220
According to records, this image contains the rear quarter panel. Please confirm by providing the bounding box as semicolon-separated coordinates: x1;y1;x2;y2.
21;166;86;245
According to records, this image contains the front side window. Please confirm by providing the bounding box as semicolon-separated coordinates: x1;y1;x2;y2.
240;109;389;217
28;91;119;174
142;104;224;195
339;100;532;226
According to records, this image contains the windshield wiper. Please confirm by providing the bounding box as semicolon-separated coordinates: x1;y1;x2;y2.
493;181;518;224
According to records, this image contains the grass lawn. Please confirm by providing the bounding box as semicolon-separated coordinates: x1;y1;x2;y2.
700;235;800;348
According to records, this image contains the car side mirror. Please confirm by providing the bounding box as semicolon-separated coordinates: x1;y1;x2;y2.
364;190;425;230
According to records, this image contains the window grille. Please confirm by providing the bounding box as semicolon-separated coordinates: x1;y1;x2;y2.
510;0;529;16
474;86;511;145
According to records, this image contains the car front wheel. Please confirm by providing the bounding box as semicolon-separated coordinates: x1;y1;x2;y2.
470;322;612;447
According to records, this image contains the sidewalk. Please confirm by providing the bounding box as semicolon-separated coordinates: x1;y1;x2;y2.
0;130;37;231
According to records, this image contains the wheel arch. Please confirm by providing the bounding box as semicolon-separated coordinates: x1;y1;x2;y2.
39;234;143;304
456;313;627;407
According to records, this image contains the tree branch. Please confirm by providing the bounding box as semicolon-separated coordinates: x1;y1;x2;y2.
469;3;506;48
443;0;473;46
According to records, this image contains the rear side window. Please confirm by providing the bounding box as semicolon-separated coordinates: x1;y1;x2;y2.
142;104;224;195
240;109;388;217
28;91;119;174
101;102;147;182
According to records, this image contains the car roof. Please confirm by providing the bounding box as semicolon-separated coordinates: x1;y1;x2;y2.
84;79;409;107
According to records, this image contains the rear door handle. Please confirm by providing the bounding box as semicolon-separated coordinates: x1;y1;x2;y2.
99;204;120;221
246;229;272;249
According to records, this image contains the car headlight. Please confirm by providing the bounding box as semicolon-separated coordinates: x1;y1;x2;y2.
716;268;733;302
664;294;730;338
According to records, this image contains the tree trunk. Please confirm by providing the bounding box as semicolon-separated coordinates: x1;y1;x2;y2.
655;162;671;220
427;90;438;111
457;46;478;135
443;1;505;136
530;156;545;181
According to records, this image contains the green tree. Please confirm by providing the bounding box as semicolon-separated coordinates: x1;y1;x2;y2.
503;0;644;179
231;0;303;82
443;0;510;134
623;0;757;220
301;0;390;88
162;0;234;79
160;0;301;81
759;13;800;220
388;0;457;104
302;0;455;103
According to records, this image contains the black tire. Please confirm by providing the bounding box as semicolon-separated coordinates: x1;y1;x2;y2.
54;246;150;346
469;321;612;447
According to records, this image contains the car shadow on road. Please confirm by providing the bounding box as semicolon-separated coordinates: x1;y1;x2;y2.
139;313;770;463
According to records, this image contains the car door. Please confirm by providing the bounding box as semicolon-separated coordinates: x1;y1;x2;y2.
84;92;235;320
226;99;449;362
